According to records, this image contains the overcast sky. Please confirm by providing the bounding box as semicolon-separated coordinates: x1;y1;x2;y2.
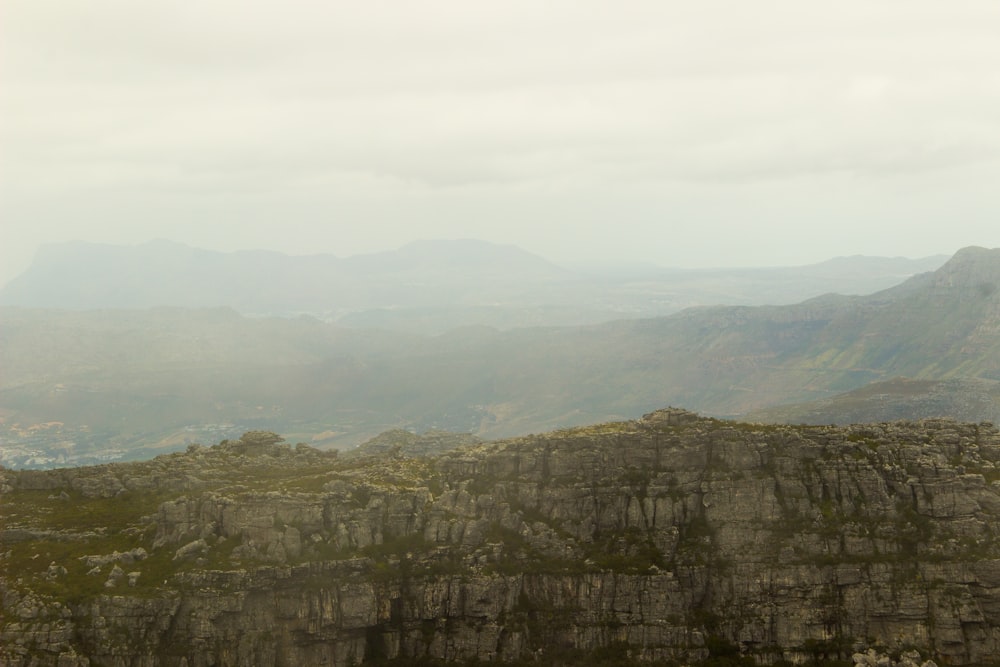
2;1;999;287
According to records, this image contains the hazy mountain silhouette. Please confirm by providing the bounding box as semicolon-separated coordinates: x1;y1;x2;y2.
0;239;570;314
0;239;946;333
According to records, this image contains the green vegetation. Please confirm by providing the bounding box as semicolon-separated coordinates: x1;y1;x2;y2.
357;650;863;667
1;488;176;602
4;249;997;467
3;413;999;665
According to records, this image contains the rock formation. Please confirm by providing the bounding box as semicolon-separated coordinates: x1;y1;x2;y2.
3;410;1000;665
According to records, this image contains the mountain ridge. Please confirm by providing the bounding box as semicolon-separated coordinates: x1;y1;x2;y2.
1;246;996;467
0;239;572;315
0;239;948;333
745;376;1000;425
3;412;1000;665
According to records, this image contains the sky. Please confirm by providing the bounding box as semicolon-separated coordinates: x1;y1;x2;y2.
2;1;1000;287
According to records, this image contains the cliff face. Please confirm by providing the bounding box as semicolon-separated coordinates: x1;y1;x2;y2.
3;414;1000;666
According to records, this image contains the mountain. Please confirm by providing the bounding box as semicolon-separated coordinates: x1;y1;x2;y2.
0;240;947;333
0;239;573;316
1;246;996;466
3;412;1000;665
745;377;1000;426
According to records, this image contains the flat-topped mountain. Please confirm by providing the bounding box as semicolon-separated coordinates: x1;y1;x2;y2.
3;412;1000;665
0;239;571;314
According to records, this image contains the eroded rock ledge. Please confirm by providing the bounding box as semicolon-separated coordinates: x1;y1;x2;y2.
3;412;1000;666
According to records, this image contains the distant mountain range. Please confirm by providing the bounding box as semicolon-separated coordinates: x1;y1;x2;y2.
1;245;996;467
0;239;947;333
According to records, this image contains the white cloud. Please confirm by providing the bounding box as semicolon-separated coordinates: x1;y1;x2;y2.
2;0;1000;285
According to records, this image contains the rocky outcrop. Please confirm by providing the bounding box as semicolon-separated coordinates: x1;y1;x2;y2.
3;412;1000;665
350;429;482;459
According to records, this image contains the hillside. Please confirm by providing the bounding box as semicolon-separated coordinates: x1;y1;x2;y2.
746;377;1000;426
0;240;946;333
1;246;996;467
3;412;1000;665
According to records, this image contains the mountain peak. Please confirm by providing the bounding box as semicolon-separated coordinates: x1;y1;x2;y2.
931;246;1000;293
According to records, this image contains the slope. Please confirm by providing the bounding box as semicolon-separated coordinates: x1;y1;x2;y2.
1;247;997;464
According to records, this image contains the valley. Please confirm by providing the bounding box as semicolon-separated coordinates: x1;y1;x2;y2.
1;246;997;466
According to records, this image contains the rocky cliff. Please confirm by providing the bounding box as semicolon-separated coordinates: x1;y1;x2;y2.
3;413;1000;666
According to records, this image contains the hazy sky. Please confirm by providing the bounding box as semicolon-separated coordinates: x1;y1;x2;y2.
3;1;999;287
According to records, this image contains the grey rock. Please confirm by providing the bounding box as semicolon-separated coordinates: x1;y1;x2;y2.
5;416;1000;665
173;538;208;561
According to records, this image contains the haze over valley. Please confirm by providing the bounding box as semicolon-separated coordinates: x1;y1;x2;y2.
2;242;996;468
0;238;948;331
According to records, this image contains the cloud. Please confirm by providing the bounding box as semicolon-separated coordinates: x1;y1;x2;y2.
2;0;999;281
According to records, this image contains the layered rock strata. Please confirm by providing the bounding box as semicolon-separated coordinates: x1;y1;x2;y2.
3;413;1000;665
